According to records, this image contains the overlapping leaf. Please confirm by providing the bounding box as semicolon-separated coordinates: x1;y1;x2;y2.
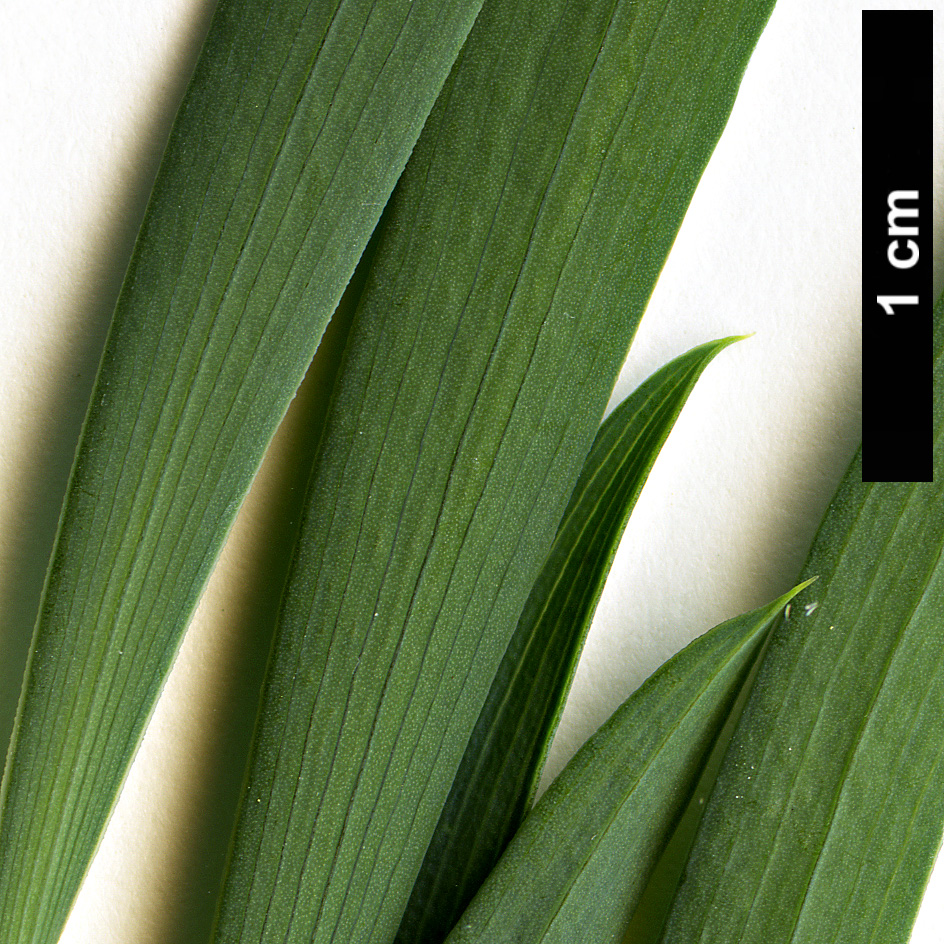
0;1;485;939
397;337;743;944
210;1;778;941
657;295;944;944
441;584;811;944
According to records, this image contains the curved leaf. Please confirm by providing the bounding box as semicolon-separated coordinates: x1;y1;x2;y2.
397;337;744;944
443;583;812;944
0;1;484;939
658;294;944;944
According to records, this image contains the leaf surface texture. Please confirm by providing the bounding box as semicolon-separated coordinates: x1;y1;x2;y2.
212;1;778;941
0;1;484;939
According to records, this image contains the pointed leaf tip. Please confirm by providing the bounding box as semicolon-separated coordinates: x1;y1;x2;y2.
444;580;811;944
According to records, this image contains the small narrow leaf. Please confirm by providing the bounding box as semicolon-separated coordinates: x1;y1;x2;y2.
657;295;944;944
443;583;813;944
398;337;744;944
0;1;484;939
212;0;778;941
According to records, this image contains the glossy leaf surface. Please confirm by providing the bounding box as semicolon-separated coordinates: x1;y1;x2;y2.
0;0;484;939
212;0;778;940
397;337;744;944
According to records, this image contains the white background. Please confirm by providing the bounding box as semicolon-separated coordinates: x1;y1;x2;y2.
0;0;941;941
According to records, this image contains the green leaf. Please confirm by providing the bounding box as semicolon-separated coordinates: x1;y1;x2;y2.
657;295;944;944
211;1;778;941
0;1;484;939
397;336;744;944
440;583;812;944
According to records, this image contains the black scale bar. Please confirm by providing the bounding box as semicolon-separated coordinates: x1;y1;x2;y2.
862;10;933;483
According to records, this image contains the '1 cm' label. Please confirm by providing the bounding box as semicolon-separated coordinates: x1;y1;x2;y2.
876;190;920;315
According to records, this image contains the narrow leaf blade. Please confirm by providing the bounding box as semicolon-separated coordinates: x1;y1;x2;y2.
398;337;744;944
0;1;483;939
658;295;944;944
212;2;779;938
443;583;812;944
